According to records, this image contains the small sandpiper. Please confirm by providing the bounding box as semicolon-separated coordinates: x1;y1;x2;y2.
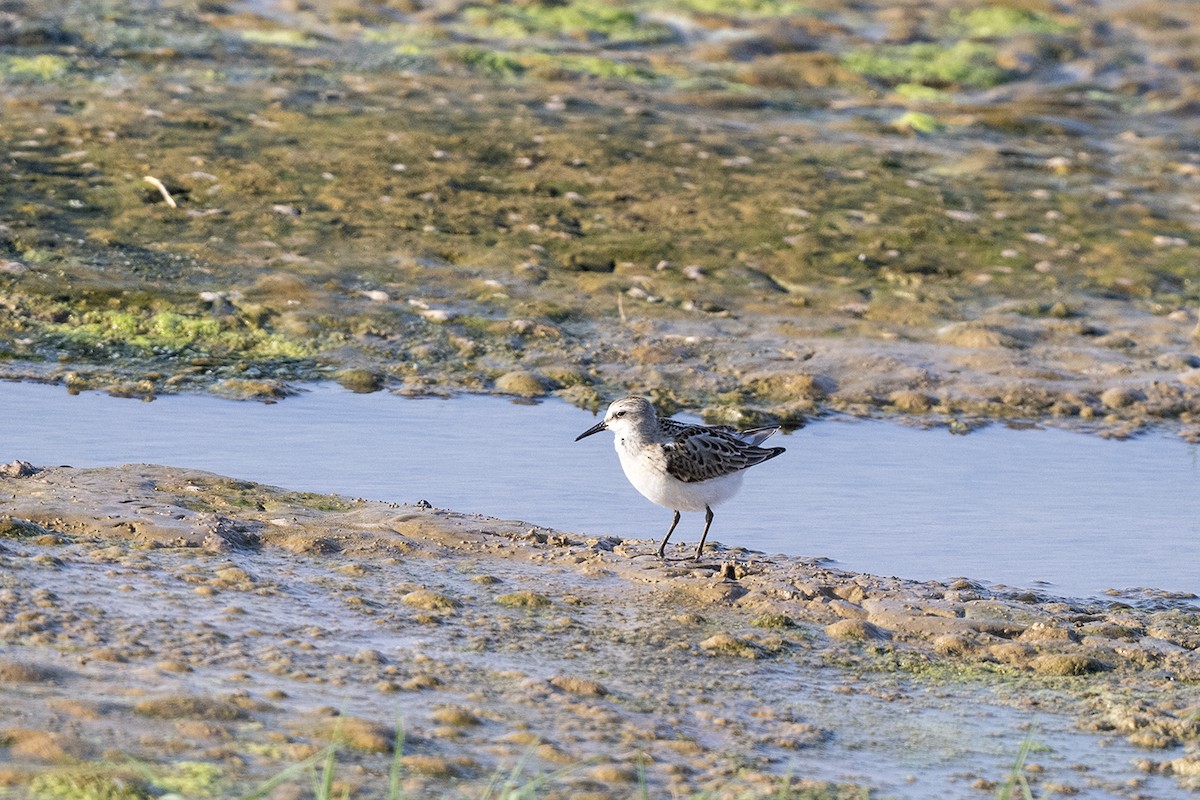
575;396;785;560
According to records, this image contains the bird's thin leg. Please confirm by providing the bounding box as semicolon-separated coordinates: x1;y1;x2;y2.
657;510;681;559
693;505;714;561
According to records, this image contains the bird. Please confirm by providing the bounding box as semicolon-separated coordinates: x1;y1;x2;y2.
575;396;785;561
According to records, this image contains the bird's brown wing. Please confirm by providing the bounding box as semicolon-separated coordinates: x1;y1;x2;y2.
663;426;785;483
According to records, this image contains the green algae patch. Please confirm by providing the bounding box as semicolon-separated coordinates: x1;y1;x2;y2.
946;6;1070;38
160;474;350;516
159;477;268;513
891;111;945;135
699;631;777;659
447;46;528;78
44;309;318;363
459;2;674;45
894;83;953;103
532;53;657;82
147;761;223;798
0;517;57;539
1030;653;1110;677
1;54;72;81
281;491;358;513
496;591;552;608
751;613;797;629
28;767;150;800
843;41;1010;88
658;0;814;17
402;589;461;611
26;761;220;800
446;47;657;82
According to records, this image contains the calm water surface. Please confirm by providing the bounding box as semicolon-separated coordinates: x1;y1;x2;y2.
3;380;1197;600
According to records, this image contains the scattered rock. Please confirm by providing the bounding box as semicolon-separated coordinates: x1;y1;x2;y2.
494;370;550;398
495;591;551;608
0;460;38;478
399;754;459;778
824;619;888;641
1018;622;1079;643
988;642;1035;665
313;716;395;752
1128;731;1175;749
211;378;294;401
403;674;442;691
213;566;255;587
431;705;480;727
0;517;57;539
0;661;60;683
1030;653;1108;676
335;369;384;393
1;727;91;762
889;389;933;413
549;675;609;696
1100;387;1145;410
402;589;460;611
937;322;1022;349
133;695;248;721
932;633;976;656
699;632;768;658
1168;754;1200;780
353;648;387;665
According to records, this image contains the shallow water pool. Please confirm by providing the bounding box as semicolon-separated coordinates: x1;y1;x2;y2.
3;380;1197;600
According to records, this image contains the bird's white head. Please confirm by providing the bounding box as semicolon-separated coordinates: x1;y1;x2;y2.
575;395;657;441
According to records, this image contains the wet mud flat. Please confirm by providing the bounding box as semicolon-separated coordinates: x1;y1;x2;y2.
1;464;1197;798
1;0;1200;436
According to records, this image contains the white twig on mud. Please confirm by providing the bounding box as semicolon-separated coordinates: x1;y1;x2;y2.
143;175;178;208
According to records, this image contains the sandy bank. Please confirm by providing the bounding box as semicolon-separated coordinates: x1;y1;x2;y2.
0;463;1197;798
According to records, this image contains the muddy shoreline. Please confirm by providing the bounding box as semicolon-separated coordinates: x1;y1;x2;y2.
3;0;1200;437
3;0;1200;790
1;463;1197;798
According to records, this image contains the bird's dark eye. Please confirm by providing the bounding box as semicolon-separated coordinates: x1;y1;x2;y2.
615;411;626;418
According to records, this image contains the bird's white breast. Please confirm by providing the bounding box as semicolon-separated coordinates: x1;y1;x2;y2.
614;435;743;512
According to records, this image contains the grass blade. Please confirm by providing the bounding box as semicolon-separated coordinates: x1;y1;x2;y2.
241;748;330;800
314;740;339;800
387;717;407;800
995;724;1038;800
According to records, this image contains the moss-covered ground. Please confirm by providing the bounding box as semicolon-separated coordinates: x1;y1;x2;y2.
1;0;1199;431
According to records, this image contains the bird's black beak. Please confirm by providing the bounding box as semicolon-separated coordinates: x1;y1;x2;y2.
575;420;607;441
